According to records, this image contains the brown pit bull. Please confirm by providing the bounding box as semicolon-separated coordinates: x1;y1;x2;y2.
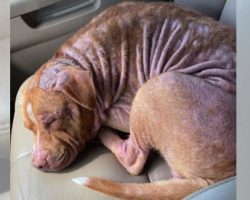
22;2;236;200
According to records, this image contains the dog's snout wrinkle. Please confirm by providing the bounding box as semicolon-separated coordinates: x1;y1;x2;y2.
55;150;66;162
53;132;80;155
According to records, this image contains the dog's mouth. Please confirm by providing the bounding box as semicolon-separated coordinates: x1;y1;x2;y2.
32;149;77;172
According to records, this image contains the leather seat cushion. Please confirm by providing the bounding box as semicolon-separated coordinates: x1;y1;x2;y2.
184;177;236;200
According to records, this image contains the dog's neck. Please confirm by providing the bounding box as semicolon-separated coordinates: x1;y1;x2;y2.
55;46;132;124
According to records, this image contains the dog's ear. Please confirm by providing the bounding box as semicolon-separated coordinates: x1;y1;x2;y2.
54;68;96;110
39;66;96;110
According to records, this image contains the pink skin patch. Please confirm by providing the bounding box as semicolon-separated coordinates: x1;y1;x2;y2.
171;168;183;179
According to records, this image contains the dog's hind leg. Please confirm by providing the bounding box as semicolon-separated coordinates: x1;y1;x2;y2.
130;71;236;180
99;126;149;175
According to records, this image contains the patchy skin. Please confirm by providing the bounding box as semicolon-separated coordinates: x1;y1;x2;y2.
22;2;235;199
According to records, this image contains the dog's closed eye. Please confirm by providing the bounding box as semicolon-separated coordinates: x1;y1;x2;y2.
39;114;58;129
44;116;57;129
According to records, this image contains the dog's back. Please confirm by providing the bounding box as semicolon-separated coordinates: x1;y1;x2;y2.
55;1;235;101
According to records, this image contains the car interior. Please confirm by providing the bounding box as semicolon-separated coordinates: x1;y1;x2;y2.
8;0;238;200
0;0;10;199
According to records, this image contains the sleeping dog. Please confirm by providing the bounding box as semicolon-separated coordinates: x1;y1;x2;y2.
22;2;236;199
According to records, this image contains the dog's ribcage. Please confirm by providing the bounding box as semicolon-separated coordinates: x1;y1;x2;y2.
58;4;236;124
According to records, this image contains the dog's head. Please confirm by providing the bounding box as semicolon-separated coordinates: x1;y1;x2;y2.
22;61;97;171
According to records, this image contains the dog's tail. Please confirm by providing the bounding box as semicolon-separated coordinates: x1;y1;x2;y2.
72;176;210;200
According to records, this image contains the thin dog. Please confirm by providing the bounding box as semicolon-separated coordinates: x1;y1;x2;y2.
22;2;236;200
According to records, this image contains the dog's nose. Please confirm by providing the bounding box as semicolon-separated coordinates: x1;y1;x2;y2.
32;149;48;170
